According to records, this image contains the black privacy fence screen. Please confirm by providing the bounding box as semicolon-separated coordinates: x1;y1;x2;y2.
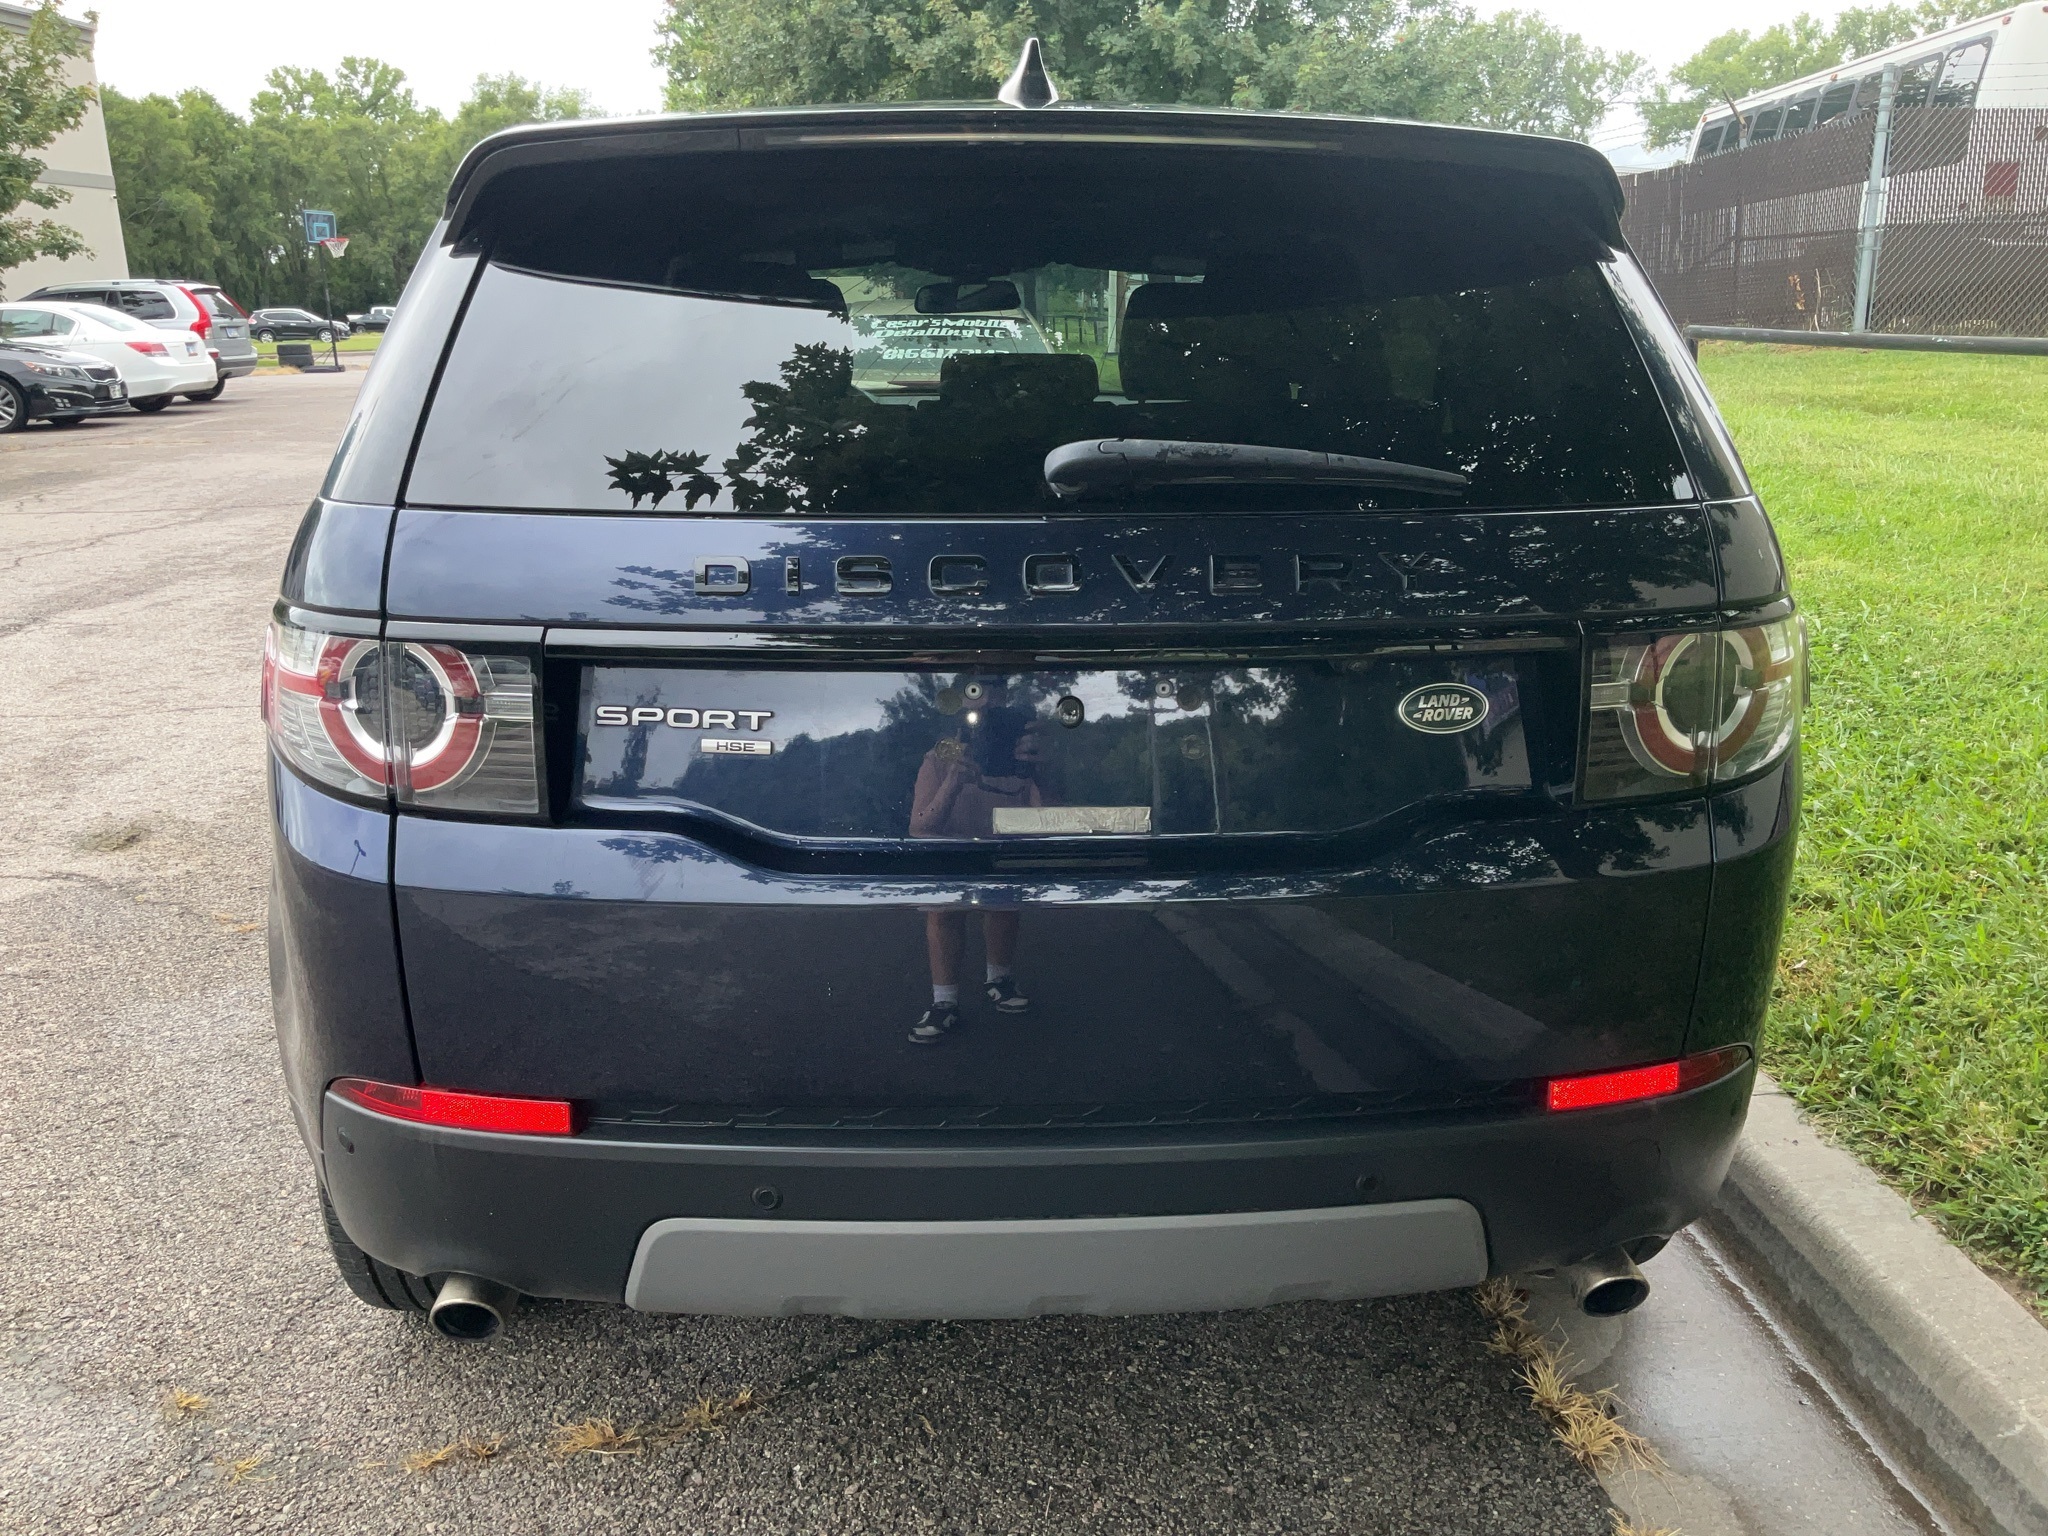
1621;106;2048;338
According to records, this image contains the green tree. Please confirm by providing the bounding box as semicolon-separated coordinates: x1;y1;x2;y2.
1640;3;1988;148
102;87;216;279
653;0;1645;140
102;65;586;310
445;72;592;152
0;3;95;293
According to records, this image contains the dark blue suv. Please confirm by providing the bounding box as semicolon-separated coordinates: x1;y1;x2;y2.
266;87;1801;1342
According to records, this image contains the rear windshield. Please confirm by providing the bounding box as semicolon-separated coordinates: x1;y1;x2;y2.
409;142;1685;515
115;289;177;321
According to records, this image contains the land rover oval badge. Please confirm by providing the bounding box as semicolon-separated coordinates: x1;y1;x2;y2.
1397;682;1489;734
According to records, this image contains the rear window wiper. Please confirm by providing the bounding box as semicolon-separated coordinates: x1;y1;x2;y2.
1044;438;1469;502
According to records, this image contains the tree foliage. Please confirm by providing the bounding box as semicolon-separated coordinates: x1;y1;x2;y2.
654;0;1646;139
1640;3;1988;147
1;3;95;292
103;65;588;311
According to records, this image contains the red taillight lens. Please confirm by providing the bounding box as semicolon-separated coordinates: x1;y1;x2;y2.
1583;616;1803;800
178;287;211;339
334;1078;577;1136
125;340;169;356
262;617;540;812
1544;1045;1749;1112
264;622;391;798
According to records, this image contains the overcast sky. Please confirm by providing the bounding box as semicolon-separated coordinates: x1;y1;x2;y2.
66;0;1882;147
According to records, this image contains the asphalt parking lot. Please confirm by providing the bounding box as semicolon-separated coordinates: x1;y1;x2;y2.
0;378;1948;1535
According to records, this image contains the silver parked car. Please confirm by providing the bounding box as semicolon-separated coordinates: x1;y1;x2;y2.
22;278;257;400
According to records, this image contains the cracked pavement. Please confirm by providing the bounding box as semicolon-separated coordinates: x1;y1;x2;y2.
0;376;1624;1534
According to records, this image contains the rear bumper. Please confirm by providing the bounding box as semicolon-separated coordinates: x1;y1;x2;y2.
321;1061;1753;1311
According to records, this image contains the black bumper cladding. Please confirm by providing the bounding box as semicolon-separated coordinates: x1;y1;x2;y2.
320;1062;1752;1309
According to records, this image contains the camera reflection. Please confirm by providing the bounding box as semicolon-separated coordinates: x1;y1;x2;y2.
906;690;1049;1044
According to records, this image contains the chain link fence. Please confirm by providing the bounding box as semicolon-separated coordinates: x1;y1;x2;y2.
1620;106;2048;337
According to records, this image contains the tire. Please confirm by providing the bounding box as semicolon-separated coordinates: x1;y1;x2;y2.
0;380;24;433
316;329;333;344
319;1185;435;1313
185;380;226;402
255;328;276;343
132;395;172;413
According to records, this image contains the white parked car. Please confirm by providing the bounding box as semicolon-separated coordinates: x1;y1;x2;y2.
0;301;218;412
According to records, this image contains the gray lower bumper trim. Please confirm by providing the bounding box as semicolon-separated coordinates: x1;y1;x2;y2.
625;1199;1488;1318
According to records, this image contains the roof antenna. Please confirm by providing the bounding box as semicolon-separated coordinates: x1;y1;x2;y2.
998;37;1060;109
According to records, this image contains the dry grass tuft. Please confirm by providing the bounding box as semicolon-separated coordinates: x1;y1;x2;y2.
164;1388;210;1417
1480;1282;1665;1473
652;1388;757;1441
551;1418;647;1458
402;1443;459;1474
1609;1512;1680;1536
553;1390;758;1458
403;1435;506;1473
1477;1277;1549;1364
211;912;262;934
218;1453;269;1487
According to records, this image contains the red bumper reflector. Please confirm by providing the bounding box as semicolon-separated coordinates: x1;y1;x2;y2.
333;1077;577;1136
1544;1045;1749;1113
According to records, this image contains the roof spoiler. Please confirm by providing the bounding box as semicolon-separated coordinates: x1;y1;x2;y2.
439;105;1625;248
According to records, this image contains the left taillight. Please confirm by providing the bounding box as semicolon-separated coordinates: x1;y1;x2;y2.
262;616;540;814
178;286;211;340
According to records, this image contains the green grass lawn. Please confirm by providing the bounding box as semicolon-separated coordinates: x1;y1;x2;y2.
252;331;382;363
1699;344;2048;1311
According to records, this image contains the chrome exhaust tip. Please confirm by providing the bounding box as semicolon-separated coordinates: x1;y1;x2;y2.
429;1274;520;1341
1561;1247;1650;1317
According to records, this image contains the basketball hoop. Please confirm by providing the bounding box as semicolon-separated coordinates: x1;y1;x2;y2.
319;236;350;258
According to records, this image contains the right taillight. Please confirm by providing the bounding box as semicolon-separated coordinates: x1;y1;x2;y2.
1582;614;1804;800
262;617;540;814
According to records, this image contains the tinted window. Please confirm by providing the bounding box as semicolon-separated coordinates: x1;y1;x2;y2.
1748;104;1785;143
116;289;176;320
1697;120;1733;156
1780;91;1820;137
203;290;244;318
411;145;1683;515
0;308;72;337
1896;55;1943;109
1935;38;1991;108
1816;81;1857;124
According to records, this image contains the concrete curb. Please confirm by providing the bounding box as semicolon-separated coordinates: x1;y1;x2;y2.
1708;1074;2048;1536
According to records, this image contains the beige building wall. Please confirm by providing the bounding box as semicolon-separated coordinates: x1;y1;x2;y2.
1;3;127;297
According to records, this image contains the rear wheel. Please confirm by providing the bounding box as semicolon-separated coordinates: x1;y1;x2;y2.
132;395;172;413
185;379;226;402
0;380;24;433
319;1185;435;1312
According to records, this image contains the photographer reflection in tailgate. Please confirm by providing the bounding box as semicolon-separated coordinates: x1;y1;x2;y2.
906;690;1049;1043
